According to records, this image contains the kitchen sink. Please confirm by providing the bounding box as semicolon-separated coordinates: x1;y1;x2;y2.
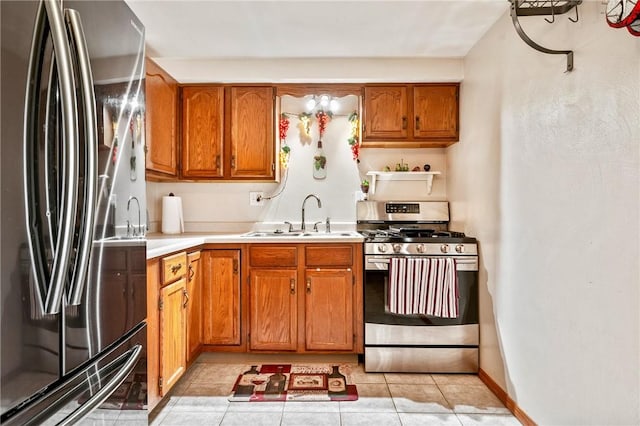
242;231;361;238
242;231;303;237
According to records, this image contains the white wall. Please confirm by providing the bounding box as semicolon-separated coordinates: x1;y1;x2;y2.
148;58;459;232
448;3;640;425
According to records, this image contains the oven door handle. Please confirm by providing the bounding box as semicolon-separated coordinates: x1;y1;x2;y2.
365;256;478;271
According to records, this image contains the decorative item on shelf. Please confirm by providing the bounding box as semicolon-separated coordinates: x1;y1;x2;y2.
347;111;360;162
394;159;409;172
360;179;370;199
279;113;291;169
298;112;312;144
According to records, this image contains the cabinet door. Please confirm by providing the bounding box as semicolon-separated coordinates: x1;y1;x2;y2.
413;84;459;140
202;250;241;345
186;251;202;361
305;269;354;351
249;269;297;350
145;59;178;176
229;86;275;179
363;86;408;139
181;86;224;178
159;278;187;396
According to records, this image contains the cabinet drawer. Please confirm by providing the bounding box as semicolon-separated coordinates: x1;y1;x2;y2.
306;246;353;267
250;246;297;267
162;252;187;285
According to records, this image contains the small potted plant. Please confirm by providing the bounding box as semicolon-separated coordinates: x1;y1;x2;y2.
360;179;370;194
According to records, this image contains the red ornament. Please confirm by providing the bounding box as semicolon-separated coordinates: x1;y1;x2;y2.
279;113;290;142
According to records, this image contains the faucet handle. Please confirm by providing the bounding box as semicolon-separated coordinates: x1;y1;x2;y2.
325;217;331;233
313;221;322;232
284;221;294;233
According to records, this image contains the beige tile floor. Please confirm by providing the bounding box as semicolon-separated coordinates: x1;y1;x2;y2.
150;356;522;426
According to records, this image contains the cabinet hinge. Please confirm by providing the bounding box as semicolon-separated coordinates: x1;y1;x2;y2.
159;377;163;389
159;297;163;310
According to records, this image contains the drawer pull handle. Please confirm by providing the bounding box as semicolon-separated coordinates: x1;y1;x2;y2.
171;263;182;274
233;259;239;274
290;279;296;295
415;116;421;130
188;264;194;281
402;116;407;130
306;278;311;294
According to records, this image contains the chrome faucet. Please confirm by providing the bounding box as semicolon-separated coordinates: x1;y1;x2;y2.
127;196;141;237
301;194;322;232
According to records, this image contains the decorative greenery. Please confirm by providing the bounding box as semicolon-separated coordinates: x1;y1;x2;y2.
348;111;360;162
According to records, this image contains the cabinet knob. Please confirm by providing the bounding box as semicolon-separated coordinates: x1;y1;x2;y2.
415;116;421;130
402;116;407;130
290;278;296;295
306;278;311;293
231;155;236;169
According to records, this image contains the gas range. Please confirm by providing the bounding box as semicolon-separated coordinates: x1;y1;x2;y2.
356;201;477;256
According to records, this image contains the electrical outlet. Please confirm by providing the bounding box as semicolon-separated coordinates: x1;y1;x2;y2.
249;191;265;206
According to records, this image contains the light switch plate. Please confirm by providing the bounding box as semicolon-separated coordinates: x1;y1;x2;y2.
249;191;265;206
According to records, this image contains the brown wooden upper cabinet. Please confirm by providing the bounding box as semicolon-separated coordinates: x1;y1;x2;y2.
181;86;225;178
145;59;178;177
181;85;276;180
230;87;276;179
362;83;459;147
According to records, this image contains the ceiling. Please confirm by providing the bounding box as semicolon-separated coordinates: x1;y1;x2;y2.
124;1;509;60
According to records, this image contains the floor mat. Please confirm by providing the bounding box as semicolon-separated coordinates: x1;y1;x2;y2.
228;363;358;402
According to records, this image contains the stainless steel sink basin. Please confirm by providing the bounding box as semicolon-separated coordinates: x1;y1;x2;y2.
242;231;303;237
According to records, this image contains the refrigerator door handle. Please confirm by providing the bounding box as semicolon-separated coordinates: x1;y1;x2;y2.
24;0;80;315
57;344;142;426
65;8;98;306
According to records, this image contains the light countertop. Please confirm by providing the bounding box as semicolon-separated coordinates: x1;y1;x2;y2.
145;231;364;259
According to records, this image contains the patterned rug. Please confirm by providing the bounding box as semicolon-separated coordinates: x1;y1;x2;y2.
229;364;358;402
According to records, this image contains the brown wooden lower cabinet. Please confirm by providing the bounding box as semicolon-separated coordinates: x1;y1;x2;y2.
247;243;363;353
159;277;187;394
304;268;354;351
186;251;202;362
249;269;298;351
202;250;241;345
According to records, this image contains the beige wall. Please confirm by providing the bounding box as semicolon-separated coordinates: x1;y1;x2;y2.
448;3;640;424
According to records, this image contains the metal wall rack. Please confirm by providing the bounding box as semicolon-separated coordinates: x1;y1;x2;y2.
509;0;582;72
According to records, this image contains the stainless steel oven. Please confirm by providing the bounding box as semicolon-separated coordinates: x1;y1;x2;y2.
357;201;479;373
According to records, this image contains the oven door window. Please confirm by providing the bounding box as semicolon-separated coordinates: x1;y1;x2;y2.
364;269;478;326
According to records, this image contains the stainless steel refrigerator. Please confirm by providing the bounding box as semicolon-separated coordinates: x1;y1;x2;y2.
1;0;148;424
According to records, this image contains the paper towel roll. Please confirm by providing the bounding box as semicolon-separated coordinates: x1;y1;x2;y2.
162;195;184;234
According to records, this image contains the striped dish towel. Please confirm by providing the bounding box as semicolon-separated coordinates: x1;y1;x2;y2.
387;257;459;318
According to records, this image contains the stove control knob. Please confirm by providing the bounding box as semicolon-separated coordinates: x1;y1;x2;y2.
377;244;388;253
455;244;465;253
416;244;426;253
392;244;402;253
440;244;450;253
